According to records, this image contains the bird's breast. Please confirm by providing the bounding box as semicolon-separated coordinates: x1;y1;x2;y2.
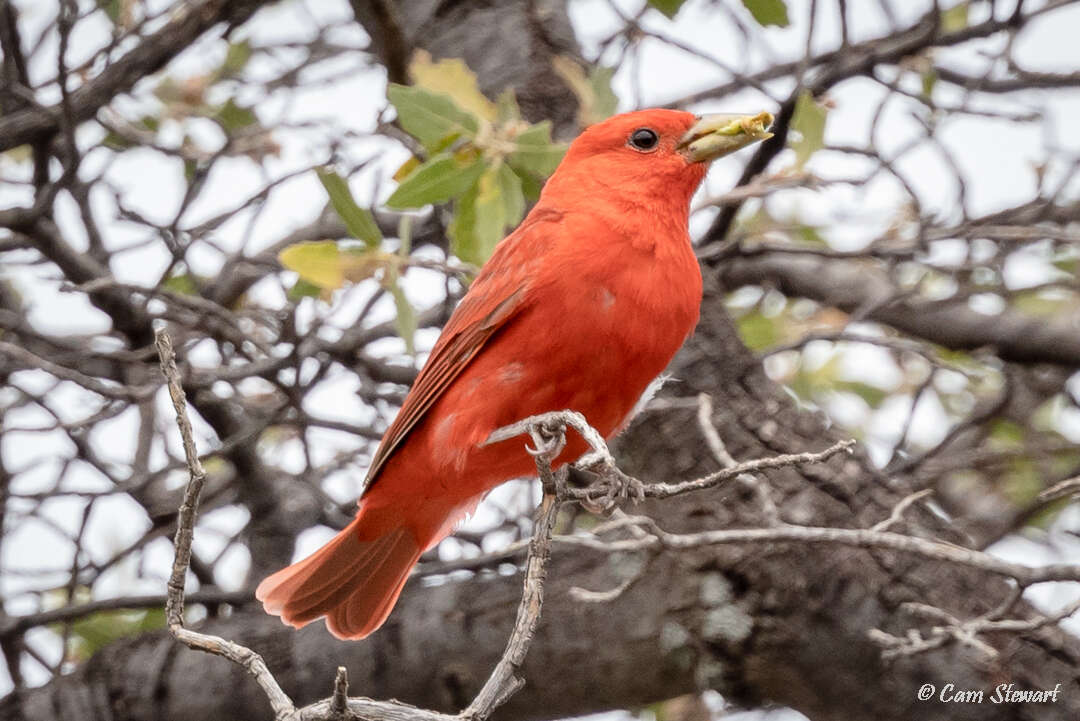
536;227;703;425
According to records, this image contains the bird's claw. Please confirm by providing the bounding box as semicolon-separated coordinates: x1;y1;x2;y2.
581;467;646;514
525;420;567;460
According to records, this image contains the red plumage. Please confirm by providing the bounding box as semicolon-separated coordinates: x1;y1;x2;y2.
258;109;716;639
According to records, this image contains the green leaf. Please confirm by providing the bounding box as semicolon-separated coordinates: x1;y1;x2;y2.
1050;248;1079;276
796;223;827;247
279;240;345;289
742;0;790;26
589;65;619;121
288;277;323;300
220;41;252;79
279;241;394;290
495;88;521;126
496;162;525;227
736;310;781;351
1052;257;1078;276
989;419;1026;450
3;144;32;164
789;91;828;168
835;381;888;409
509;121;566;177
103;130;136;151
518;171;544;203
388;282;417;354
449;167;506;266
1013;289;1072;317
316;169;382;248
214;98;257;134
385;151;486;209
448;181;481;266
1027;496;1070;530
473;168;507;257
162;272;200;295
1003;457;1042;505
56;607;166;662
408;50;497;122
98;0;120;22
921;68;938;100
387;84;479;151
941;2;969;33
551;57;619;126
648;0;687;19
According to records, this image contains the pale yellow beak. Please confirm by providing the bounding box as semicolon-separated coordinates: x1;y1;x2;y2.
677;112;774;163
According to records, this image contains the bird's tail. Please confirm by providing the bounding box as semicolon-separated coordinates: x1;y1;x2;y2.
255;512;423;640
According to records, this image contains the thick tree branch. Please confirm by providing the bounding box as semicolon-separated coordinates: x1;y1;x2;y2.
0;0;269;152
719;253;1080;367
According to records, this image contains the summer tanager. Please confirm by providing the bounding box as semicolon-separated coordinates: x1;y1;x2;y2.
257;108;773;639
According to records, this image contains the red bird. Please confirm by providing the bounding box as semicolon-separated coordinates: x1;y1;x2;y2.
258;108;773;639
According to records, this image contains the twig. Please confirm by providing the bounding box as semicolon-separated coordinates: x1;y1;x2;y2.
1036;475;1080;505
871;489;934;532
150;393;1080;719
0;339;156;401
696;393;782;525
0;589;251;639
614;439;855;501
155;328;298;721
869;593;1080;661
487;410;856;505
330;667;349;719
463;424;565;720
696;393;737;467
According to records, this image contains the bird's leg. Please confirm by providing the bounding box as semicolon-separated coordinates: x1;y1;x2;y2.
526;420;568;497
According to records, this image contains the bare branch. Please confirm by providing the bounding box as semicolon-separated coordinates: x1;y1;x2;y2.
0;0;270;152
155;327;298;721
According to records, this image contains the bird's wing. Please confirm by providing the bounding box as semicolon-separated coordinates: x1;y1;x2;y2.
361;208;561;493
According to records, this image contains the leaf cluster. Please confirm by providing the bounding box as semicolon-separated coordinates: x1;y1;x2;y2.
385;51;568;265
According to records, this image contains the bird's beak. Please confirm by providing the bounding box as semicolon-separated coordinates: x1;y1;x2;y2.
677;112;774;163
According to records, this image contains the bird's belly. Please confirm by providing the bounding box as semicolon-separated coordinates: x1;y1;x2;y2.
416;284;693;494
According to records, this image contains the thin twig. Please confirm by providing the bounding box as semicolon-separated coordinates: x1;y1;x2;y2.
487;410;856;504
330;666;349;719
155;328;298;721
602;439;856;502
871;489;934;532
1036;475;1080;505
697;393;783;525
463;423;565;720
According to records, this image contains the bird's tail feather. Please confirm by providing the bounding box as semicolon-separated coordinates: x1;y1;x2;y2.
256;518;422;640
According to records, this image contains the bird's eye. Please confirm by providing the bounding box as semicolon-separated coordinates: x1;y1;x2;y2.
628;128;659;152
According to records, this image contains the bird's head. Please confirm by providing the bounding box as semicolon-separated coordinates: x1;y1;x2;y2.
540;108;773;213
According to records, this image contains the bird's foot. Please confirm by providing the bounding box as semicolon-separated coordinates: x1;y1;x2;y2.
580;465;646;514
525;419;567;461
